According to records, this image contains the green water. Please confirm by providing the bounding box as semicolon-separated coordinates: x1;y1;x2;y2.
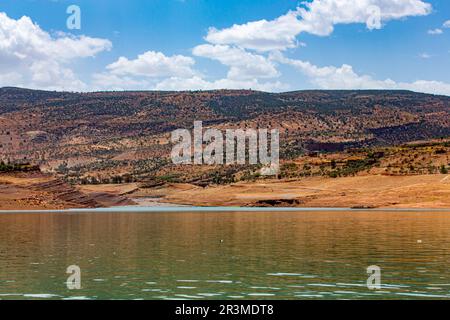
1;211;450;300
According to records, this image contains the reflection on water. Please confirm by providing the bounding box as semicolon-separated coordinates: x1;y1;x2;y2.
0;211;450;300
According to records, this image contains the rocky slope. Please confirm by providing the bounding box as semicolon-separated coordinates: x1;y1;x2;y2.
0;87;449;185
0;170;135;210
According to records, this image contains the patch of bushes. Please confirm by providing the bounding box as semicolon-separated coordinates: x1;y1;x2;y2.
0;161;38;172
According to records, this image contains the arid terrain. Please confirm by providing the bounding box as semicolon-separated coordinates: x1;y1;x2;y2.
0;169;134;210
135;175;450;208
0;87;449;210
1;169;449;210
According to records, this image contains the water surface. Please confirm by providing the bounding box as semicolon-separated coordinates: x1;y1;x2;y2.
1;211;450;300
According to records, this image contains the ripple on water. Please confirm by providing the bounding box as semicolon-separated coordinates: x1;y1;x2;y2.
174;294;203;299
336;283;367;288
395;292;450;298
142;289;166;292
198;293;223;297
334;290;359;295
63;296;91;300
2;210;450;300
23;294;59;299
379;284;410;289
307;283;337;287
206;280;234;284
267;273;316;278
247;293;276;297
295;294;324;298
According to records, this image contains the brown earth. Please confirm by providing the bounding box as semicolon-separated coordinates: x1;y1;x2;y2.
131;174;450;209
0;171;135;210
1;172;449;210
1;88;449;184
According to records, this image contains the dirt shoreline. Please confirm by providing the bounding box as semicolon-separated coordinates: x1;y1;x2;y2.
1;171;449;210
0;171;136;210
132;174;450;209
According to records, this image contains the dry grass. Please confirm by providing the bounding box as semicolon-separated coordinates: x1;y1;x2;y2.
146;174;450;208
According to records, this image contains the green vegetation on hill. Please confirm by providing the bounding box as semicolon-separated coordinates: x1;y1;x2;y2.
0;161;38;173
0;87;449;184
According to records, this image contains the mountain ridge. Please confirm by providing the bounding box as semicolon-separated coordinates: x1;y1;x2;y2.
1;86;448;97
1;86;449;184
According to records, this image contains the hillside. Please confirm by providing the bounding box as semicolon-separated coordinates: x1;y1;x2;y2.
0;169;135;210
0;87;449;185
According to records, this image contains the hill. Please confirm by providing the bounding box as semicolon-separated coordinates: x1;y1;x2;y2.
0;87;449;185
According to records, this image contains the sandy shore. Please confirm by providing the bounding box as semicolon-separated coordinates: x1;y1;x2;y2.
1;172;449;210
130;174;450;209
0;172;135;210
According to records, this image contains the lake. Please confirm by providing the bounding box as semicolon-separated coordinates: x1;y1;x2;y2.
1;210;450;300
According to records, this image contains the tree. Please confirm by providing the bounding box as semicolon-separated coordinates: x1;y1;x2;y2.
331;159;337;169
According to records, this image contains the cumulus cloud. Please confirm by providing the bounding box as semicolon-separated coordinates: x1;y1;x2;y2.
95;44;285;92
204;0;431;51
91;73;152;91
154;76;287;92
92;73;286;92
400;80;450;96
272;52;393;89
92;46;286;91
192;44;279;79
106;51;197;78
2;3;439;94
427;20;450;36
205;10;303;52
296;0;431;36
272;53;450;95
0;12;111;90
428;28;443;35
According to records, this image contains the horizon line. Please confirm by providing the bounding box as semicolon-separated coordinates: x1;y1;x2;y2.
1;86;448;97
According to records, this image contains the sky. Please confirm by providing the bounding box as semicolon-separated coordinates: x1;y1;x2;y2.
0;0;450;95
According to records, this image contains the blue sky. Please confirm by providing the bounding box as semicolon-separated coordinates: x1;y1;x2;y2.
0;0;449;94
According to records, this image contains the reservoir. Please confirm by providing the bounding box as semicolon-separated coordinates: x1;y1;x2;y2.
1;210;450;300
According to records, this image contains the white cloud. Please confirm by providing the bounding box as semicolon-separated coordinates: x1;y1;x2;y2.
204;0;432;51
92;72;286;92
2;4;439;94
296;0;431;36
106;51;196;78
91;73;152;91
0;12;111;91
419;53;432;59
192;44;279;79
426;19;450;37
400;80;450;96
273;53;450;96
185;0;437;93
94;46;285;92
154;76;287;92
0;72;23;87
428;28;443;35
272;52;394;89
205;10;303;52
